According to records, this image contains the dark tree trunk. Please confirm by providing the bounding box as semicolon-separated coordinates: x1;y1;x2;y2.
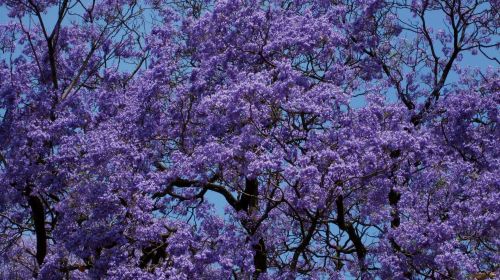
28;195;47;266
238;178;267;278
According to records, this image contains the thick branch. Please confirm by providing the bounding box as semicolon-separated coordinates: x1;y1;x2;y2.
335;196;366;264
28;195;47;266
290;211;320;270
252;238;267;280
236;178;259;212
153;177;238;209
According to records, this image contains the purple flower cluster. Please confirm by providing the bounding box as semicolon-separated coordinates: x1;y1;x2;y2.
0;0;498;279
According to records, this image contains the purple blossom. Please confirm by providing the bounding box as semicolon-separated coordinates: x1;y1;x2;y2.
0;0;499;279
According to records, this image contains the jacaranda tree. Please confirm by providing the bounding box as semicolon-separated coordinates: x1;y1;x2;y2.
0;0;498;279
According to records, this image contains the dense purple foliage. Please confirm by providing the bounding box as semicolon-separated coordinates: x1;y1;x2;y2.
0;0;499;279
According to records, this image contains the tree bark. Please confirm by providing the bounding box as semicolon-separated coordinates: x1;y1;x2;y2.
238;178;267;279
28;195;47;266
